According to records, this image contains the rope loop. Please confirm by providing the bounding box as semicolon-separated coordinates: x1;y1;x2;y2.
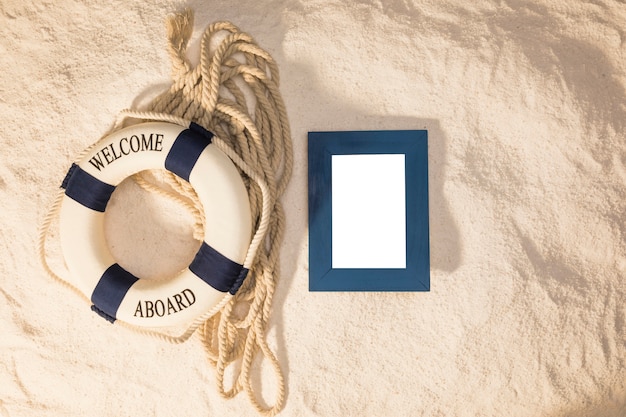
139;10;291;415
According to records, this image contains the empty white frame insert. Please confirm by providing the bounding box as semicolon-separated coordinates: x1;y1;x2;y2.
331;154;406;269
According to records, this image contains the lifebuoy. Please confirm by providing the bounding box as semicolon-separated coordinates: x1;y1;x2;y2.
59;121;252;327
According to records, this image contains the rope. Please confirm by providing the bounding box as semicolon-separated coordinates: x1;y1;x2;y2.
39;9;291;416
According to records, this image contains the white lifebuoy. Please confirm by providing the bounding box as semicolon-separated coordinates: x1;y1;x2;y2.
59;121;252;328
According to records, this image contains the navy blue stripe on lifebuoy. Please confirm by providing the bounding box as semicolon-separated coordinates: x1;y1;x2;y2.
189;241;248;294
61;163;116;212
164;123;214;182
90;264;139;323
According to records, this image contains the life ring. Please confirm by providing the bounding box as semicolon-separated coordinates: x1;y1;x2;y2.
59;121;252;327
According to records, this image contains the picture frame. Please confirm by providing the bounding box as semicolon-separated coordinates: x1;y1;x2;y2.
308;130;430;291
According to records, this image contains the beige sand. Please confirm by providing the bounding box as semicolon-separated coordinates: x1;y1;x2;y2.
0;0;624;416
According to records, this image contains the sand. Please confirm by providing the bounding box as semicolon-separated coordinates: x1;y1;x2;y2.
1;0;625;416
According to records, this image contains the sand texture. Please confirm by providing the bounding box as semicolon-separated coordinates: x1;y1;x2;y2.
0;0;625;416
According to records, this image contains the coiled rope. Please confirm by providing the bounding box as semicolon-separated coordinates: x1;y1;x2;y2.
39;9;291;416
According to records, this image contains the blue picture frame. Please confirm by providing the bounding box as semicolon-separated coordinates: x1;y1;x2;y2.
308;130;430;291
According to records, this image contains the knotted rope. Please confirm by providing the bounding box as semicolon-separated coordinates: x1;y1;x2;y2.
39;9;291;416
